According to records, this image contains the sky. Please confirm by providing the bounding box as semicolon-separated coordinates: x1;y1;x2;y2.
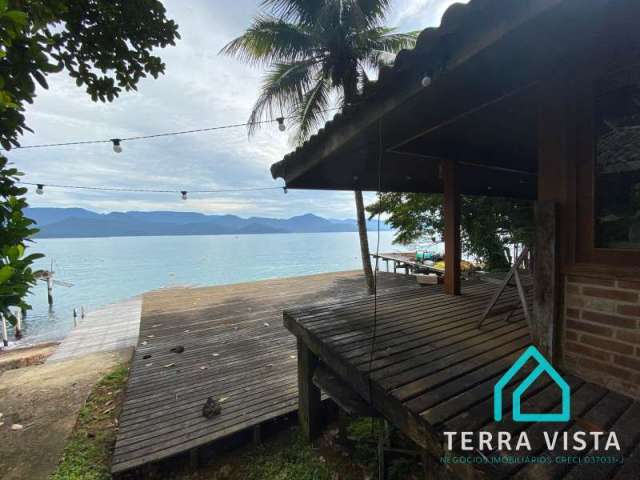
13;0;463;219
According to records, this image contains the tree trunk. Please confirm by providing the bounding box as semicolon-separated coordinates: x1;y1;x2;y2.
355;190;375;295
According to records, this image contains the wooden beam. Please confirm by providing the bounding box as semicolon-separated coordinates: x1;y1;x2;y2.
297;337;322;442
533;201;560;361
313;365;374;417
443;159;461;295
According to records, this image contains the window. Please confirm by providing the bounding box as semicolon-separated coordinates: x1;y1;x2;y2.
594;64;640;249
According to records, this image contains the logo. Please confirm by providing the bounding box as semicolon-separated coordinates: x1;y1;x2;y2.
494;346;570;423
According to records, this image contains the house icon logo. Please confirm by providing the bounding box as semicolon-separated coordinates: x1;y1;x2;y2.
494;346;570;422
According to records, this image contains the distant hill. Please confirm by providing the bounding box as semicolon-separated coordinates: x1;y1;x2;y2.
26;208;390;239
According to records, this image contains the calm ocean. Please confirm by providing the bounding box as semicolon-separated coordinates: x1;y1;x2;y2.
12;231;403;345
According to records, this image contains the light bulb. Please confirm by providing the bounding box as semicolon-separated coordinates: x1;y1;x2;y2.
276;117;286;132
36;184;44;195
111;139;123;153
421;75;432;88
181;190;188;200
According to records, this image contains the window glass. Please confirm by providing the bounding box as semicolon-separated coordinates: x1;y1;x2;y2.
595;65;640;249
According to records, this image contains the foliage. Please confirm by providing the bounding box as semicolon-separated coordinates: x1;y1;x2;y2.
221;0;418;143
51;363;129;480
0;157;42;325
368;193;534;271
0;0;180;149
0;0;179;326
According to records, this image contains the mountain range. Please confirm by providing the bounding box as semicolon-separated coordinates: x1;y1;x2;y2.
26;208;390;239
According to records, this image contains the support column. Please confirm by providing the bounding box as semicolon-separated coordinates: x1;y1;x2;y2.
443;159;461;295
297;337;322;441
533;201;560;361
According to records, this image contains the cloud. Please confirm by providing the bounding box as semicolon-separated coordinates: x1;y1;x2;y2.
10;0;461;219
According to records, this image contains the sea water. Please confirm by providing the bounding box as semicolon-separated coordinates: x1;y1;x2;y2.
12;231;403;344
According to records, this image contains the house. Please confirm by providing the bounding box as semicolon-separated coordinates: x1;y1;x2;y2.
270;0;640;478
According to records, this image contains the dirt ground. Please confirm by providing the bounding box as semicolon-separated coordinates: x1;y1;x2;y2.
0;348;133;480
0;342;59;373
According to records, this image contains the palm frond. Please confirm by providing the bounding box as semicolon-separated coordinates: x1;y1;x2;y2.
373;30;419;52
219;15;317;66
293;76;330;144
340;0;392;28
356;28;418;70
260;0;323;24
247;59;320;136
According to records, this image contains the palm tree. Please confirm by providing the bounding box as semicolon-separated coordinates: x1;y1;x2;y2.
221;0;417;294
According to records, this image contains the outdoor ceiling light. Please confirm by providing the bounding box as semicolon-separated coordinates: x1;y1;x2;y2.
36;184;44;195
421;75;432;88
111;138;123;153
181;190;188;200
276;117;286;132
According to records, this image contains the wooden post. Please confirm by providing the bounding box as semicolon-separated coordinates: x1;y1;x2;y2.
442;159;461;295
253;424;262;445
189;448;199;470
1;315;8;347
533;201;560;361
47;276;53;306
297;337;322;442
15;309;22;340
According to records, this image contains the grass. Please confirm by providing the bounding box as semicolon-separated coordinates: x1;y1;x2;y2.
50;363;129;480
180;416;423;480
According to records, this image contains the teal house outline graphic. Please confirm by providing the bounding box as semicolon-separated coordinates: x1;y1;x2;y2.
494;346;570;422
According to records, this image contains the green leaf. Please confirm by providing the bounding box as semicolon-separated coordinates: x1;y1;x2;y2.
0;265;15;284
4;10;28;27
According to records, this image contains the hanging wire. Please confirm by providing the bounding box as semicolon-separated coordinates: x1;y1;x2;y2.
367;119;384;446
17;181;286;195
9;108;339;150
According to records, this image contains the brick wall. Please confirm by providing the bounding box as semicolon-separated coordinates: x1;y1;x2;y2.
562;275;640;399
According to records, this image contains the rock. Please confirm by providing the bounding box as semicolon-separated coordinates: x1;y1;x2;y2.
218;464;232;478
170;345;184;354
202;397;222;419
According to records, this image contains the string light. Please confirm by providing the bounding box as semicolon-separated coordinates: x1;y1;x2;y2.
19;181;286;195
8;108;340;151
111;139;123;153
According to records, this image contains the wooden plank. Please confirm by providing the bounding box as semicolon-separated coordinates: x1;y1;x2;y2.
561;401;640;480
612;441;640;479
514;390;631;479
533;200;560;360
443;158;461;295
112;271;415;473
297;337;322;441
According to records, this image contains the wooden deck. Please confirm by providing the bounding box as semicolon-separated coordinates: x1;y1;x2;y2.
111;271;418;474
285;280;640;479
